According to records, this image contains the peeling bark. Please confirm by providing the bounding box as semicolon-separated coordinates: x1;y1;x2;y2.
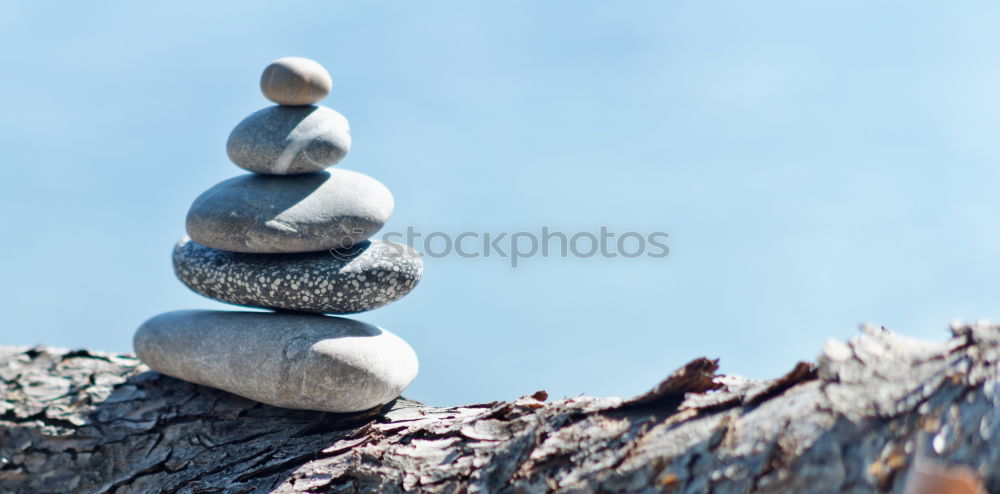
2;323;998;493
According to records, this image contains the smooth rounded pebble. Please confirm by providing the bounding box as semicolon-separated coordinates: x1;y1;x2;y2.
134;310;418;412
260;57;332;106
186;169;394;254
227;105;351;175
174;238;422;314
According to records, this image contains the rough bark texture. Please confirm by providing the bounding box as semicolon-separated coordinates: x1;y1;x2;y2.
2;323;998;493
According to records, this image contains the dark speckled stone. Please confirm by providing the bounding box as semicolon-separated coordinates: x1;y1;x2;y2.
173;238;422;314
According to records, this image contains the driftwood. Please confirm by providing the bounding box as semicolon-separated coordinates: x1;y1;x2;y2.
1;323;998;493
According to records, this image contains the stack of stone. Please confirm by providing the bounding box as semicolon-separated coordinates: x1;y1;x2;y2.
133;58;422;413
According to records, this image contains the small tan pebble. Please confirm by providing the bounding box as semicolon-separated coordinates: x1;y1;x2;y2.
260;57;332;105
904;462;984;494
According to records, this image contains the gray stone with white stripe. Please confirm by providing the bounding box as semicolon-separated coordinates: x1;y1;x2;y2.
226;105;351;175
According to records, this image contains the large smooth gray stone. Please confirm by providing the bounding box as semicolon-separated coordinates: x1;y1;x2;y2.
173;238;422;314
227;105;351;175
133;310;419;412
185;169;394;253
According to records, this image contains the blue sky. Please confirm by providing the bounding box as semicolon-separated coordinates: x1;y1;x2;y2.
2;1;999;406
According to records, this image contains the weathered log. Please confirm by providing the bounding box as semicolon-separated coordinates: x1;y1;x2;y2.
1;323;997;493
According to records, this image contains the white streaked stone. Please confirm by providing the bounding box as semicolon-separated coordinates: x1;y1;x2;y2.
226;105;350;175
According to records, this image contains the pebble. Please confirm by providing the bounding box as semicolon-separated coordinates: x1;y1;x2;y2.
260;57;332;106
186;169;393;253
227;105;350;175
173;238;422;314
134;310;418;412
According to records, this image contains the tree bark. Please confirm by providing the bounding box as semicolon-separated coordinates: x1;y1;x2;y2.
1;323;997;493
